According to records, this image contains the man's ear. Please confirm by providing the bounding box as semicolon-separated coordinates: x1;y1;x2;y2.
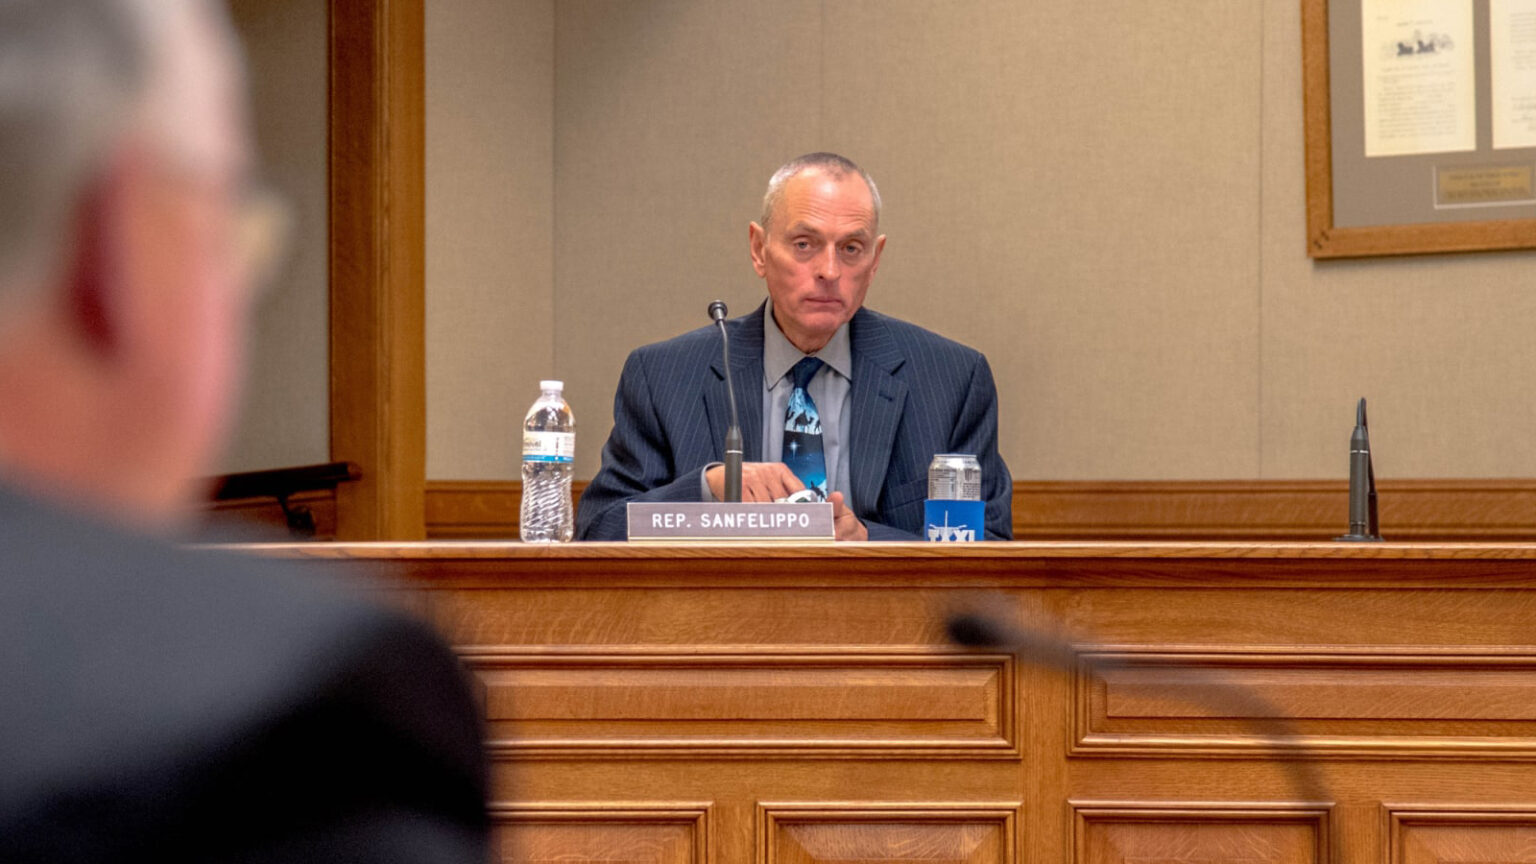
748;221;768;277
60;170;123;354
868;233;886;279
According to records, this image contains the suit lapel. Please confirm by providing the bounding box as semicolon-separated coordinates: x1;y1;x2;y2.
706;303;765;462
847;310;908;510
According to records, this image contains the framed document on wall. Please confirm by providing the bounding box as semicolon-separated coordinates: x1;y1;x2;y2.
1303;0;1536;257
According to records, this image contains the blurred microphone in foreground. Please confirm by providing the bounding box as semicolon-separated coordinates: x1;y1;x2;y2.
945;602;1333;810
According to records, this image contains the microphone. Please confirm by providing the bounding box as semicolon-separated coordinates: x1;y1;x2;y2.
946;604;1332;810
708;301;743;502
947;611;1076;668
1337;397;1382;542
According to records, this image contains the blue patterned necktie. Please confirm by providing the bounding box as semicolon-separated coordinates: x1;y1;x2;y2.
782;357;828;501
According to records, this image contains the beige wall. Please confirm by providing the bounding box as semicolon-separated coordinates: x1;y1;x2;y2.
548;0;1268;482
426;0;555;478
223;0;329;473
251;0;1536;483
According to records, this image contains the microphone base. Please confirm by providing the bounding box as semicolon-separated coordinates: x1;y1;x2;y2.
1334;533;1384;542
723;448;743;503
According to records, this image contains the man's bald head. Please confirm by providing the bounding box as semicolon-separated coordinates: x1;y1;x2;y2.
759;152;882;234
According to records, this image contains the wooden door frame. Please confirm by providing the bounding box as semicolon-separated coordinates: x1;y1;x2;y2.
328;0;425;540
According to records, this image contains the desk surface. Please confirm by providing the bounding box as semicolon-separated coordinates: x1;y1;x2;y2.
240;539;1536;560
236;540;1536;590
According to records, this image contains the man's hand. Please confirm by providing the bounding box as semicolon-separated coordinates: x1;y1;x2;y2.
829;491;867;541
704;465;866;541
705;462;805;502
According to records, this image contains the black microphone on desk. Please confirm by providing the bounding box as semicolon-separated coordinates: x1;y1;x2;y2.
945;604;1334;817
1337;397;1382;542
708;300;743;502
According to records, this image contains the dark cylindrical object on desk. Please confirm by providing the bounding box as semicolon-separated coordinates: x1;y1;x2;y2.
1348;424;1370;536
724;427;743;503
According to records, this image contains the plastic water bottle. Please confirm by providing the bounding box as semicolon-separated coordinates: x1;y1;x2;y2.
520;380;575;542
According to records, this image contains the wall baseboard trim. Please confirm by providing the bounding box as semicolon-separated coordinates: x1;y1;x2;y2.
1009;479;1536;541
202;479;1536;542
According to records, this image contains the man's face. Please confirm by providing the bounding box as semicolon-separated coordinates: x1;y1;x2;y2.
749;168;885;353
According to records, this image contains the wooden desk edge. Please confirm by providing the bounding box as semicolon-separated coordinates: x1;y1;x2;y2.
211;540;1536;562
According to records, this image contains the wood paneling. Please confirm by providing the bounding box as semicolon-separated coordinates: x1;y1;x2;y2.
1075;806;1328;864
1075;649;1536;758
493;803;709;864
1011;479;1536;541
760;804;1016;864
420;479;1536;541
1389;808;1536;864
328;0;427;540
242;543;1536;863
206;479;1536;541
463;648;1015;759
424;480;556;539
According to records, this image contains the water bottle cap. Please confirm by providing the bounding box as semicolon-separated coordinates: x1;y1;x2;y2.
539;379;564;392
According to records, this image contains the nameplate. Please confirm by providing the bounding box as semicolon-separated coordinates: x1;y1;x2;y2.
627;502;834;542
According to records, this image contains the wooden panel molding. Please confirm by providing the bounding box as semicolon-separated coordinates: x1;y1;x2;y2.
328;0;427;540
1388;807;1536;864
242;544;1536;864
419;479;1536;542
1011;479;1536;541
1075;648;1536;758
759;803;1018;864
204;479;1536;541
463;648;1017;759
492;803;710;864
1074;805;1329;864
424;480;563;539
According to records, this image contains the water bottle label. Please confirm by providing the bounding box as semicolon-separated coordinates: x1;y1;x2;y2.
523;431;574;463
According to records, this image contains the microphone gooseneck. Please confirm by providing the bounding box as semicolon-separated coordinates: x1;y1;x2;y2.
708;301;743;502
945;605;1334;826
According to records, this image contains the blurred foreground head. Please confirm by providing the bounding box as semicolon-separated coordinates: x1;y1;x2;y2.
0;0;271;529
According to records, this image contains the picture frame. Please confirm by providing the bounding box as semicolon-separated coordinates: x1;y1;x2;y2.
1302;0;1536;258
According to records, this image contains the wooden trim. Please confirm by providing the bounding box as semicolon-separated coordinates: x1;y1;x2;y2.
419;479;1536;542
229;540;1536;566
1012;479;1536;541
1300;0;1334;258
327;0;426;539
425;480;553;539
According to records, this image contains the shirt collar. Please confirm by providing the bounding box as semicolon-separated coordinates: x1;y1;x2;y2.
763;298;854;390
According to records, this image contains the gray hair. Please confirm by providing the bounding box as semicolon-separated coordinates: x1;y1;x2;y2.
759;152;882;232
0;0;168;304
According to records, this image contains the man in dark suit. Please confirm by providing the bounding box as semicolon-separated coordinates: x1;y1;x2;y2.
577;153;1011;541
0;1;488;860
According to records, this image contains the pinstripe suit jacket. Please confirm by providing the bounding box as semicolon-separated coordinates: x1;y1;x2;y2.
575;303;1012;541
